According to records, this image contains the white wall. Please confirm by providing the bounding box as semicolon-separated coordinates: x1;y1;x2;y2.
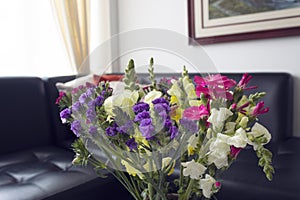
115;0;300;137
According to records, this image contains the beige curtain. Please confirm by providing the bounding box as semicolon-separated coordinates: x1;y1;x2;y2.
52;0;90;74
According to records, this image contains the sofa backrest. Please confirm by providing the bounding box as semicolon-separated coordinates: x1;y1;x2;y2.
0;77;53;155
44;76;76;149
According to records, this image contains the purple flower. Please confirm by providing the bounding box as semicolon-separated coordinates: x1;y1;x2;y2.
79;93;88;104
71;120;82;137
153;103;166;113
126;138;138;151
180;118;198;134
86;88;95;97
152;98;169;105
86;108;96;123
139;118;154;139
95;95;104;107
88;100;96;108
170;126;178;139
153;98;171;113
89;125;97;135
72;101;81;112
117;121;134;135
134;110;151;122
164;118;172;130
132;102;150;114
60;108;71;119
106;124;118;136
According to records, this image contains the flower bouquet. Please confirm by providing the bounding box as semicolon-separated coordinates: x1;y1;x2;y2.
57;58;274;200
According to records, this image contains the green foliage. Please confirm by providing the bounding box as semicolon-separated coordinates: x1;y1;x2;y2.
148;57;157;90
249;92;266;103
124;59;140;91
256;145;275;181
72;139;92;166
58;92;72;110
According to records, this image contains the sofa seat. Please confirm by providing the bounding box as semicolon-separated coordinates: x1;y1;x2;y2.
0;146;99;200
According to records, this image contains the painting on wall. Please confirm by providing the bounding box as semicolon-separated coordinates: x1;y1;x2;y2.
188;0;300;44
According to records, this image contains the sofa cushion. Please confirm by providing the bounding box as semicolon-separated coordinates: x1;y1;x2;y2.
0;77;53;155
0;146;101;200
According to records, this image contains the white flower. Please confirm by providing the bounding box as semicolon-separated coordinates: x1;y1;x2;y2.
247;123;271;149
208;108;233;132
168;79;182;98
199;174;216;198
143;90;162;104
224;122;236;134
239;116;249;129
227;128;248;148
103;90;139;117
181;159;206;180
208;133;230;169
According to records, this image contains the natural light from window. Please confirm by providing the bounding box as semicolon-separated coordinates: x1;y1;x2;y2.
0;0;72;77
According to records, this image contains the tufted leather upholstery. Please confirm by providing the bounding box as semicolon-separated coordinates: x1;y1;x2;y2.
0;147;97;200
0;77;131;200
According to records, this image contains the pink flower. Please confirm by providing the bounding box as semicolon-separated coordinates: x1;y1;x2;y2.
215;181;221;188
251;101;269;116
194;74;236;100
55;91;66;104
183;105;209;120
237;73;258;90
230;146;242;158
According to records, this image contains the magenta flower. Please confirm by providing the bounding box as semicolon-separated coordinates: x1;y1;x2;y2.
194;74;236;100
237;73;258;90
215;181;221;188
56;91;66;104
232;102;250;115
251;101;269;116
183;105;209;120
230;146;242;158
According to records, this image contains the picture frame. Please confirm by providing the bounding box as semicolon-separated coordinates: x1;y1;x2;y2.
188;0;300;45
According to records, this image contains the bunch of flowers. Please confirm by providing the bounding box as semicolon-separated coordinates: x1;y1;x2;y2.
57;58;274;200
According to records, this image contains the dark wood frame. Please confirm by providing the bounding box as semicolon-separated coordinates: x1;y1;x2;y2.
188;0;300;45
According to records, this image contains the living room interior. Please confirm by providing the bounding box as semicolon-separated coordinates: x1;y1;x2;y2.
0;0;300;200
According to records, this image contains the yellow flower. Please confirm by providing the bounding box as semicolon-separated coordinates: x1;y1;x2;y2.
133;129;150;148
187;134;198;156
121;160;142;177
170;96;182;122
162;157;176;176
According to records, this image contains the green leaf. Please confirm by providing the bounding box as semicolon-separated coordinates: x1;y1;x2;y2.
124;59;140;91
148;57;157;89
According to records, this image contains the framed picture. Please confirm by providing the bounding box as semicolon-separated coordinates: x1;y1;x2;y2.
188;0;300;44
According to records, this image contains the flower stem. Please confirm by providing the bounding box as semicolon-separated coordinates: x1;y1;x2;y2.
182;179;195;200
148;182;154;200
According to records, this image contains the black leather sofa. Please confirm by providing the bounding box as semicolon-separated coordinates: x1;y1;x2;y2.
0;76;130;200
0;73;298;200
